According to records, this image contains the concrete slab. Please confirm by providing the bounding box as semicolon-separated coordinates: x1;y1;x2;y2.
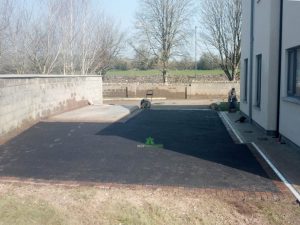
47;105;139;123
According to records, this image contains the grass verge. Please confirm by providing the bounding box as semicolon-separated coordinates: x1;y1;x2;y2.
0;183;299;225
211;102;240;112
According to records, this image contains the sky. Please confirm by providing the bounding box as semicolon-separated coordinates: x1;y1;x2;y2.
94;0;140;57
23;0;200;58
97;0;199;58
99;0;139;30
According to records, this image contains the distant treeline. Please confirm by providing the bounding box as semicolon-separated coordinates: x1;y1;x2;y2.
112;53;221;72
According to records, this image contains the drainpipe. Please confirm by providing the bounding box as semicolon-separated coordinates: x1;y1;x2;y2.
276;0;284;138
249;0;255;123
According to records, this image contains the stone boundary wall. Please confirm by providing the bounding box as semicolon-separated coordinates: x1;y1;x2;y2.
104;74;229;83
0;75;102;142
103;82;240;100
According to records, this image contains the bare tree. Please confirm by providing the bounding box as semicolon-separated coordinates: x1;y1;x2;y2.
78;13;124;75
130;44;157;70
135;0;194;83
23;0;62;74
0;0;124;75
200;0;242;81
0;0;13;63
6;4;31;74
56;0;78;75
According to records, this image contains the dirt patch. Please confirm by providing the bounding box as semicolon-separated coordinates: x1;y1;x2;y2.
0;183;299;225
226;200;257;216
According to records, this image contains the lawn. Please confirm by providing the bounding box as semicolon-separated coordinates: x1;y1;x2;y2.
0;183;299;225
106;69;224;76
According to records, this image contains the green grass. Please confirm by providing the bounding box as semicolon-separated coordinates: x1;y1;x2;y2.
106;69;224;76
211;102;240;111
106;202;180;225
0;196;64;225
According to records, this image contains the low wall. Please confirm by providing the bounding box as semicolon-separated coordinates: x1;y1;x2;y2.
103;82;240;99
0;75;102;141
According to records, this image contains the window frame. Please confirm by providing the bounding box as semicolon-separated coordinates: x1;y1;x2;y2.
244;58;248;102
256;54;262;108
287;46;300;98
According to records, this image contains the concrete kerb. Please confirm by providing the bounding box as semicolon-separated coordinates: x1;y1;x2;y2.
119;105;140;122
45;104;140;124
0;176;288;202
219;111;300;203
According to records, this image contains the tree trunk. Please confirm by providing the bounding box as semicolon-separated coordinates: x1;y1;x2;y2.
232;65;238;81
221;65;234;81
162;69;167;84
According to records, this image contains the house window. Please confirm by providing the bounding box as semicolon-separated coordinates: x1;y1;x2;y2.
256;54;262;107
244;58;248;102
287;47;300;98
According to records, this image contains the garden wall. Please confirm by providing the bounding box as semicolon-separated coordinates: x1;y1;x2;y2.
0;75;102;142
103;82;240;99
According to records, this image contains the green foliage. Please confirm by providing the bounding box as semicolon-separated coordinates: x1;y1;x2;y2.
169;57;195;70
113;59;130;71
197;53;221;70
211;102;240;111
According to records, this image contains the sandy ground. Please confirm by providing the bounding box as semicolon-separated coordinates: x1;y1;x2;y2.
0;183;299;225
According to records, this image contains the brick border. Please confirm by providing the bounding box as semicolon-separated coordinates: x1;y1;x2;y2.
247;143;294;200
0;176;290;202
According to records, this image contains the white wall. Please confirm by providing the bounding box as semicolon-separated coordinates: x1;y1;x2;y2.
279;0;300;146
0;75;102;141
240;0;251;114
241;0;280;132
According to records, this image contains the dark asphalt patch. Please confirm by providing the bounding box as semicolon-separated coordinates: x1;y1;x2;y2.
0;110;278;192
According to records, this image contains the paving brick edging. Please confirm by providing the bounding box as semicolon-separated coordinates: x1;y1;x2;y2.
248;144;294;200
0;176;292;202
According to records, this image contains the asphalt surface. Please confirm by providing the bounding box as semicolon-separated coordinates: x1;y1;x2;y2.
0;109;278;192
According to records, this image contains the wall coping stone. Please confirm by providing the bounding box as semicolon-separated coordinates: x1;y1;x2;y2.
0;75;102;79
103;81;240;85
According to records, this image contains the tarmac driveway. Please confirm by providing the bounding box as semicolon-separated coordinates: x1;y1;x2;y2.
0;109;278;192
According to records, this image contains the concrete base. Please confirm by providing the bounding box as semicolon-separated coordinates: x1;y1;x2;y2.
47;105;139;123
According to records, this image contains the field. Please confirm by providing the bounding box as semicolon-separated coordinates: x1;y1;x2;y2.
106;69;224;76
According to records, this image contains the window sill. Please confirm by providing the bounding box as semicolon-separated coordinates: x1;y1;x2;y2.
282;96;300;105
